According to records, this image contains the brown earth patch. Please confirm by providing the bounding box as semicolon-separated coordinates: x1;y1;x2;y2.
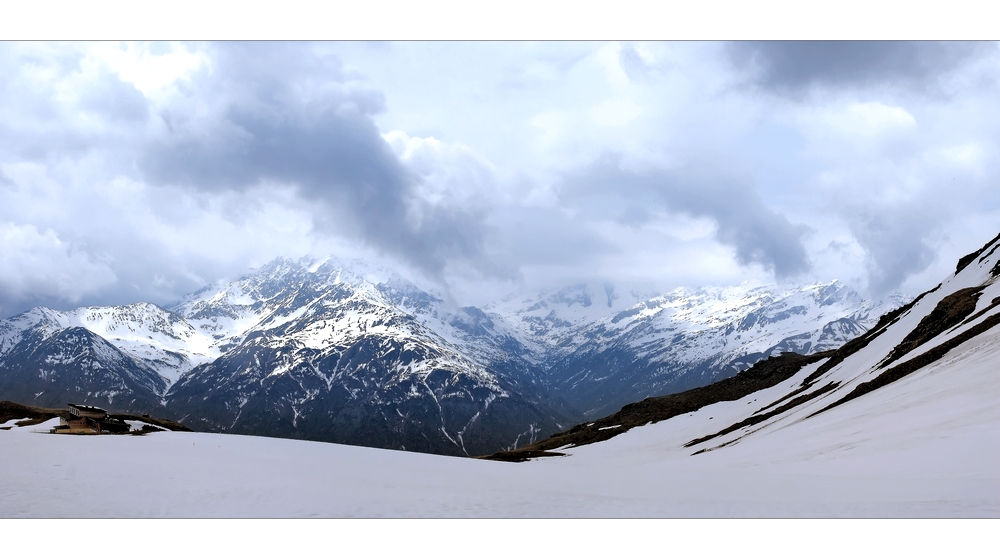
108;413;193;432
877;285;984;369
486;450;568;462
959;296;1000;329
0;401;64;426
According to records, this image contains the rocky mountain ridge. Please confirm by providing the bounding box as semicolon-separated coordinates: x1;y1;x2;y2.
0;255;905;455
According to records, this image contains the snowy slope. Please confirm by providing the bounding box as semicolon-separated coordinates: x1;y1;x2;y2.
496;232;1000;474
667;233;1000;458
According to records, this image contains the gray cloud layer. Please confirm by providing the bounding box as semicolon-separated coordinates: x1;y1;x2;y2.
562;156;811;278
846;206;936;295
728;41;986;95
139;43;494;279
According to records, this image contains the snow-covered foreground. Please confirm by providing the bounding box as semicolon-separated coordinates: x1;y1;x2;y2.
4;322;998;518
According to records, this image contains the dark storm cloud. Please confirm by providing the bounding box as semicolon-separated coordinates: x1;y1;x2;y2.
562;156;811;278
139;42;493;278
727;41;988;95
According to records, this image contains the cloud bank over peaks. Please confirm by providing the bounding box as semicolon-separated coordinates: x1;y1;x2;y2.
4;41;1000;316
559;156;812;279
0;222;117;316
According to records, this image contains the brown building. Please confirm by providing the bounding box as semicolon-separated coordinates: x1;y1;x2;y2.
52;403;130;434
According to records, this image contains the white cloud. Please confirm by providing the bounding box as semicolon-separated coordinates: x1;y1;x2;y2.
383;129;499;227
528;110;571;149
593;42;632;90
0;222;117;305
842;102;917;136
937;141;984;169
800;101;917;144
91;42;209;99
589;98;643;127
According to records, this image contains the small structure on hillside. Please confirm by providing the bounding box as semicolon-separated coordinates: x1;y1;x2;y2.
52;403;130;434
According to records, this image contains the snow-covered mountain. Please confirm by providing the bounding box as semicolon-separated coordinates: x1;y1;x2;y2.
163;257;571;456
0;255;905;455
0;308;167;413
487;280;905;416
0;303;218;384
483;282;662;356
496;232;1000;468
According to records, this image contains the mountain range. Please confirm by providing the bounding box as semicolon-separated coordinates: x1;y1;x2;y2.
5;232;999;517
0;256;905;456
488;232;1000;472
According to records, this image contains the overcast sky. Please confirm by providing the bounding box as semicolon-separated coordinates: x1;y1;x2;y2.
2;40;1000;316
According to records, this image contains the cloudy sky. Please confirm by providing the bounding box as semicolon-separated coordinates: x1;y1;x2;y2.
2;40;1000;316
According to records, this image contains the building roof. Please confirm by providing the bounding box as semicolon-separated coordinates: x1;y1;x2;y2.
68;403;108;414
